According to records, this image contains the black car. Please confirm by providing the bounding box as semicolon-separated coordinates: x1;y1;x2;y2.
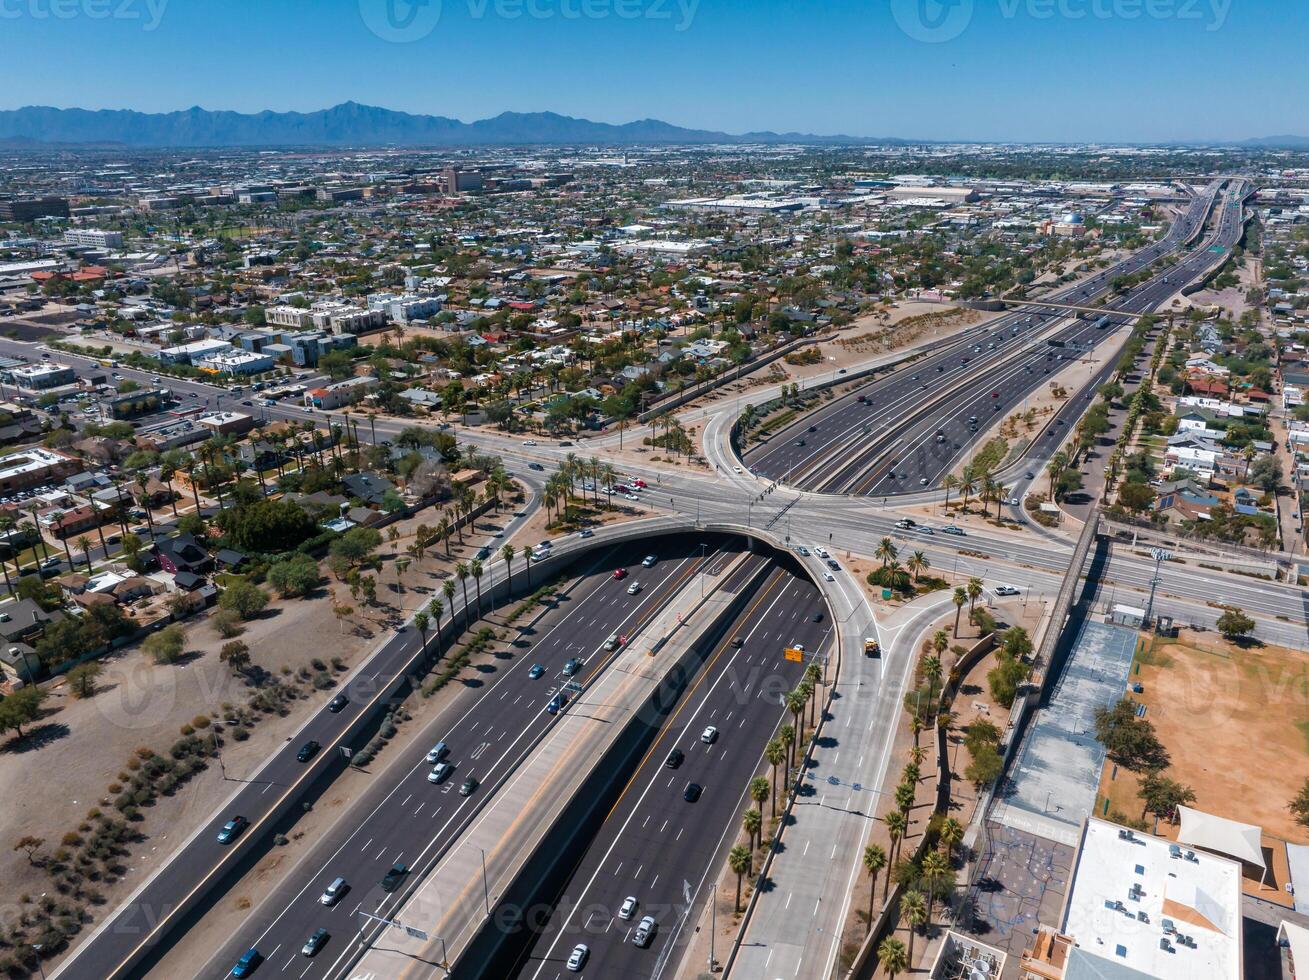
327;693;349;713
683;782;702;803
381;863;408;892
296;740;321;763
665;748;684;769
812;612;824;622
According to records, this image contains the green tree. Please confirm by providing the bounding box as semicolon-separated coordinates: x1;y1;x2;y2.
144;624;186;664
877;937;908;980
899;889;927;964
219;640;252;676
1216;606;1255;643
1093;699;1170;771
952;587;967;637
0;686;46;739
729;844;753;912
219;580;269;620
965;743;1003;788
864;844;887;921
66;661;103;699
743;808;762;851
1291;779;1309;831
267;553;321;597
1138;771;1196;823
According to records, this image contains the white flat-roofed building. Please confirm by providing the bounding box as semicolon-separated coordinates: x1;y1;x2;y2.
266;305;314;329
64;228;125;249
158;338;233;365
194;350;274;376
0;447;79;492
1059;818;1242;980
7;362;76;390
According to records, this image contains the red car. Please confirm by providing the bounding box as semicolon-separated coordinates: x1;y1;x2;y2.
613;568;628;580
632;478;648;488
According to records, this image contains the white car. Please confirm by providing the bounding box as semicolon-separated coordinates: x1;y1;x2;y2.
522;440;537;446
567;944;589;971
701;725;718;744
822;571;835;582
994;585;1022;597
733;465;742;473
625;493;640;502
626;582;642;595
618;896;638;920
814;546;829;559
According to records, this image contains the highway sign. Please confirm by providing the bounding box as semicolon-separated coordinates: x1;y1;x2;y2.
783;647;804;663
403;926;429;941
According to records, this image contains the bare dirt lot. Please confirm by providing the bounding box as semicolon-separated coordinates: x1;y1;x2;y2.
1097;631;1309;844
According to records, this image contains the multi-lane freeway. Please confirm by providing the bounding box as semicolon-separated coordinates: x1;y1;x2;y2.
743;180;1244;495
504;562;830;980
190;537;739;980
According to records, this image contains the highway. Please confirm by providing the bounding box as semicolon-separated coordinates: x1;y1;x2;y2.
183;537;737;980
504;563;830;980
50;530;717;980
742;180;1241;495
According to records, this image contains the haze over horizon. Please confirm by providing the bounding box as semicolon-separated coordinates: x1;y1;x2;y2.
0;0;1300;144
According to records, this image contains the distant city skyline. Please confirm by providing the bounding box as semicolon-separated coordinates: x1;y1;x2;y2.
0;0;1302;143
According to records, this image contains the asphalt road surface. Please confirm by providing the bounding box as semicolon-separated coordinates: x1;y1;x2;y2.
507;563;832;980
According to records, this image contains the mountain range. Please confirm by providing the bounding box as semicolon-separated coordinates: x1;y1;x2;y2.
0;102;895;149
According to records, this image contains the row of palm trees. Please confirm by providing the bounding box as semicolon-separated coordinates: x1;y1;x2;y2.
939;470;1014;520
862;741;967;978
727;662;827;914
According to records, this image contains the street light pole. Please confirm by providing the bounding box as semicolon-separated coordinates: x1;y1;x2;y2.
1142;547;1171;628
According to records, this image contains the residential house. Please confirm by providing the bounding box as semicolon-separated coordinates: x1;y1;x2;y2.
154;533;213;576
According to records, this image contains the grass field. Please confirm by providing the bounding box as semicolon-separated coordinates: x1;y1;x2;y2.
1098;631;1309;842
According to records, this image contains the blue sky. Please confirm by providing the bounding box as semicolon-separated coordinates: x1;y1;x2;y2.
0;0;1300;141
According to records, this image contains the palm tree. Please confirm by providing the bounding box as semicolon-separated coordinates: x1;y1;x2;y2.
455;562;471;618
441;579;456;632
959;475;977;512
765;738;786;817
51;513;72;567
779;724;795;791
940;817;963;863
785;688;807;763
522;544;533;589
921;850;950;930
76;534;94;573
428;598;445;649
863;844;887;921
470;558;484;617
907;550;929;582
933;629;949;661
437;516;452;557
877;936;908;980
1047;449;1068;498
501;543;516;594
743;808;762;852
900;889;927;963
885;560;910;592
952;587;967;637
875;536;898;568
941;473;958;511
966;576;983;614
414;611;430;652
729;844;753;912
895;782;916;817
884;811;907;875
750;777;770;828
923;655;942;716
